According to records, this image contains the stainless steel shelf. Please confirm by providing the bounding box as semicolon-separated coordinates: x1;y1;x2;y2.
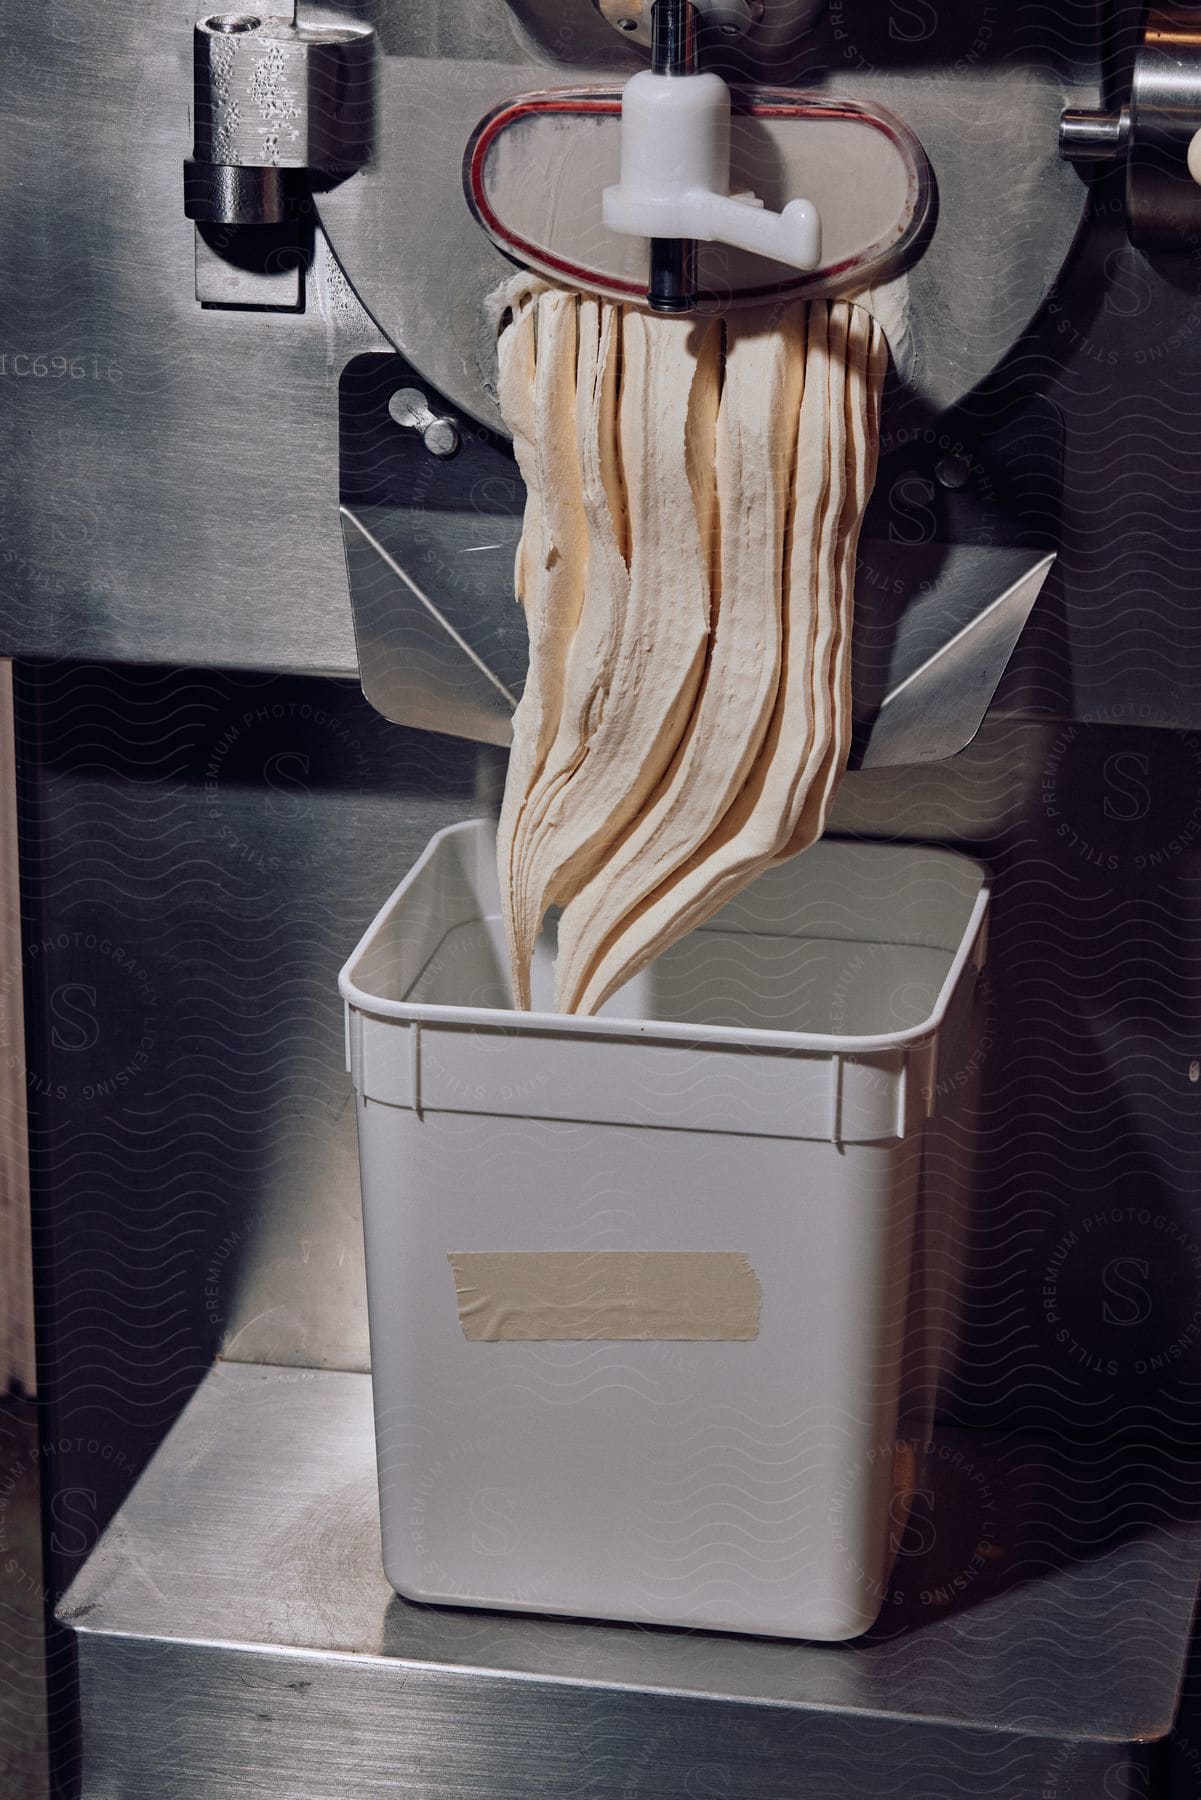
59;1362;1201;1799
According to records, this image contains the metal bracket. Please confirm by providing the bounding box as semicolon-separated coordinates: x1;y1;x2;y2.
339;352;1059;768
185;11;375;226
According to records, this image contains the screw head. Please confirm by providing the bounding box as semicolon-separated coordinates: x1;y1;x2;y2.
388;386;428;430
423;418;461;459
617;16;639;28
935;454;972;492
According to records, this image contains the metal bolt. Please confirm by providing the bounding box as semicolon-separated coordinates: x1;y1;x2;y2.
935;454;972;492
1059;106;1131;166
388;386;431;430
422;418;461;459
618;16;639;28
389;386;460;458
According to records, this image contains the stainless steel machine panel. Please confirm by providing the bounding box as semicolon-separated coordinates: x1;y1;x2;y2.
2;0;1199;730
0;1;384;676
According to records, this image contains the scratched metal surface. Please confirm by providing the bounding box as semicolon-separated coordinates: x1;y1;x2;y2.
0;2;381;676
60;1361;1194;1799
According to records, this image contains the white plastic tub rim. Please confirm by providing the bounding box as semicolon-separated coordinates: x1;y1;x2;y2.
339;817;990;1062
336;820;986;1051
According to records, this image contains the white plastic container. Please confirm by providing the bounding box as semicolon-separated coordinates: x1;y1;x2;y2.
340;819;989;1641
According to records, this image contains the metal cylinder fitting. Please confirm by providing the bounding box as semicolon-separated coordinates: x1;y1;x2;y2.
1059;106;1132;166
186;12;375;226
1059;6;1201;252
1128;6;1201;250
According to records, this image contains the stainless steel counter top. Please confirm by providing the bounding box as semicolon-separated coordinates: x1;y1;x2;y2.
59;1361;1201;1798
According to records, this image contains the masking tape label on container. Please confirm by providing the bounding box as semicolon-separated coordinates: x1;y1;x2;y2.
447;1251;762;1342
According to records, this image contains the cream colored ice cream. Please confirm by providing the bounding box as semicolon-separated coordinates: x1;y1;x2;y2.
494;279;888;1015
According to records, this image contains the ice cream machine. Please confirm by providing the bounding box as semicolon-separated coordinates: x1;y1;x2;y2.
3;2;1201;1795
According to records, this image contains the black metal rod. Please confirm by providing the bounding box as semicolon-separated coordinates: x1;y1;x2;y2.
651;0;697;75
648;239;697;314
647;0;698;314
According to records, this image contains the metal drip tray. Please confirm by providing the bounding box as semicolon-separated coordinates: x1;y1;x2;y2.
58;1361;1201;1798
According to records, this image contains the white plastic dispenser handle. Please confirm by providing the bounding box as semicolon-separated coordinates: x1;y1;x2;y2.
602;68;823;272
